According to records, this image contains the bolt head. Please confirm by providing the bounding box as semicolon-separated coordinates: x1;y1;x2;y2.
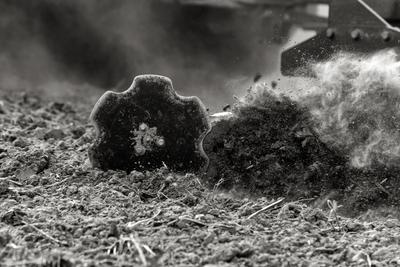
134;145;146;156
144;136;152;143
351;29;362;40
381;31;391;41
326;28;335;39
139;123;148;131
156;137;165;147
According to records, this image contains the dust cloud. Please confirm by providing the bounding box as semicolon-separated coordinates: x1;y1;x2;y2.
302;49;400;168
239;48;400;169
0;0;290;110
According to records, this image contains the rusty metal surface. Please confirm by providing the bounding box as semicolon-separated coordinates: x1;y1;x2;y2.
89;75;211;173
281;0;400;76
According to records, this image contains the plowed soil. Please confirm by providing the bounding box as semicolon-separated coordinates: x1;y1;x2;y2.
1;90;400;267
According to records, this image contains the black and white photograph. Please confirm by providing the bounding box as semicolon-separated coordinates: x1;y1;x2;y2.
1;0;400;266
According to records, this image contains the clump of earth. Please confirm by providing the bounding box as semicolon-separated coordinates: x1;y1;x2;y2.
203;85;400;215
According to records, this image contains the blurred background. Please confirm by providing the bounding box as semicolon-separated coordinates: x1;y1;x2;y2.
0;0;397;110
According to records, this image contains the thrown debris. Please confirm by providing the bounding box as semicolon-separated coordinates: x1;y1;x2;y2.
247;198;284;219
202;82;400;214
89;75;211;173
203;86;349;199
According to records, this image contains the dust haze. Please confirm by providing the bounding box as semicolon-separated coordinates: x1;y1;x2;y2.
0;0;297;111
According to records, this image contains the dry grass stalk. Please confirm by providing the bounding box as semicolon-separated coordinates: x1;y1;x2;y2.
22;221;64;245
0;177;22;186
327;199;342;230
44;177;72;189
352;251;372;267
247;198;285;219
129;234;147;266
126;209;161;229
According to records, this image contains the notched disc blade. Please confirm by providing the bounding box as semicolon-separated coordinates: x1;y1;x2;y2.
89;75;211;173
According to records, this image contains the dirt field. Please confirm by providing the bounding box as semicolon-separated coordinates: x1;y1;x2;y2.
1;90;400;267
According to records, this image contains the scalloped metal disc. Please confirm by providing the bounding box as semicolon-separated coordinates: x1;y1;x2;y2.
89;75;211;173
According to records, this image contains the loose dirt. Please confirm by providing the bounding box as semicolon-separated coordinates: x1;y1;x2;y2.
203;88;400;216
1;90;400;266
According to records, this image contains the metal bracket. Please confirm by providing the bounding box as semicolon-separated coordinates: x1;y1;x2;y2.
281;0;400;76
